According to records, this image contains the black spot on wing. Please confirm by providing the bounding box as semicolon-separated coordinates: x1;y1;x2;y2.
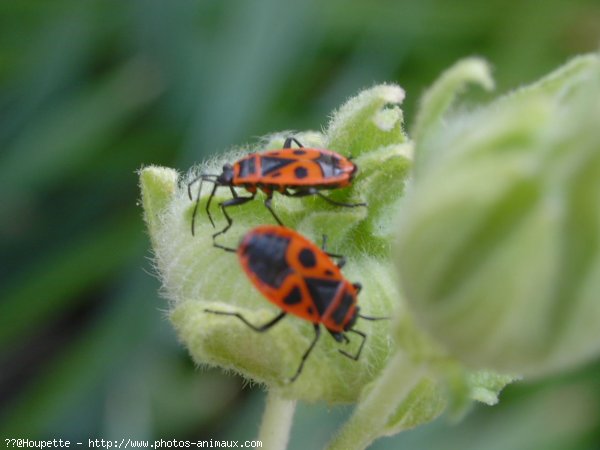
294;166;308;179
261;157;296;176
243;233;291;288
304;277;341;316
298;248;316;268
283;286;302;305
293;149;307;156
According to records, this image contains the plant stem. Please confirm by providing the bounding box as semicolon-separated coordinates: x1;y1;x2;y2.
258;390;297;450
325;351;426;450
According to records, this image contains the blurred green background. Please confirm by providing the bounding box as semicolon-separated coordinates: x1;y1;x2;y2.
1;1;599;448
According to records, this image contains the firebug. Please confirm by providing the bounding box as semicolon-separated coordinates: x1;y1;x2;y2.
205;225;386;382
188;137;366;240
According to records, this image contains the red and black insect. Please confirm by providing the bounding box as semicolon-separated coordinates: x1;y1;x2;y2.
188;137;366;241
205;225;386;382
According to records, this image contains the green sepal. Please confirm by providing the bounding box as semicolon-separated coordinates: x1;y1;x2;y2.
412;57;494;173
326;84;407;157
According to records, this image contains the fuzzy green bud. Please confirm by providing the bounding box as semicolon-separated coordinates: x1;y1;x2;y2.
396;54;600;377
140;85;411;403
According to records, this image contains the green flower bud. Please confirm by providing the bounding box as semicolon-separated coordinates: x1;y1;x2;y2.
396;54;600;377
139;85;411;403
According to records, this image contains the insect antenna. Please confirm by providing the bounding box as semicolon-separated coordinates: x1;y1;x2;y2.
187;173;218;200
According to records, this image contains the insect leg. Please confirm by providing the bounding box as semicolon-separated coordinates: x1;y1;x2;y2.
203;183;219;229
187;175;202;201
334;256;346;269
319;234;346;268
190;180;217;236
283;137;304;149
338;329;366;361
264;193;284;226
324;252;346;268
283;187;366;208
208;186;239;245
212;241;238;253
188;173;220;235
289;324;321;383
283;188;366;210
313;189;367;208
213;193;256;239
204;309;287;332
